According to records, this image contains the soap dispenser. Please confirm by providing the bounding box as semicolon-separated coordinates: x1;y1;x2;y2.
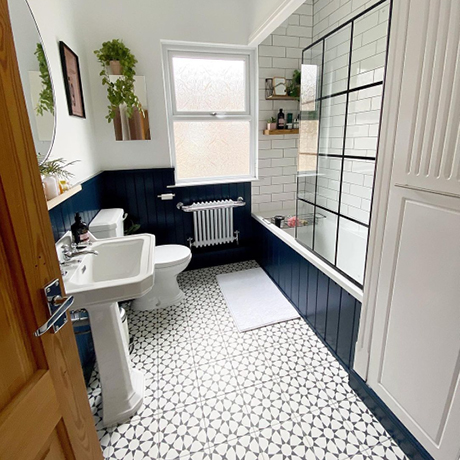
71;213;90;244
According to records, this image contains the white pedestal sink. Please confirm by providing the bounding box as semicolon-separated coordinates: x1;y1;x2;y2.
59;233;155;426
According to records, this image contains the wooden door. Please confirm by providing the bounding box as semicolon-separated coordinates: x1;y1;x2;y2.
0;1;103;459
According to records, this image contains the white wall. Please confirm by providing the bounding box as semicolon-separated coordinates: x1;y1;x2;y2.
253;1;313;214
24;0;101;183
72;0;259;173
14;0;304;182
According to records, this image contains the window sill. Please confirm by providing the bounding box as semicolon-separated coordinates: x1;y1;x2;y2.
167;177;258;188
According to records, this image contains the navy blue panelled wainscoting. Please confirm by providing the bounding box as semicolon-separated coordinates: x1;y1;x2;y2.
48;174;104;241
101;169;253;269
253;219;361;370
48;168;253;270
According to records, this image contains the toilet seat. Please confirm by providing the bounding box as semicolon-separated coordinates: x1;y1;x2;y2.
155;244;191;268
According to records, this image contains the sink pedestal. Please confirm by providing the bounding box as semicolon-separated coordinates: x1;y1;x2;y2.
86;302;144;426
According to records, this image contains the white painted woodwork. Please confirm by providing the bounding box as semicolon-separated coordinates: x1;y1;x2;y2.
391;0;460;198
357;0;460;458
367;187;460;460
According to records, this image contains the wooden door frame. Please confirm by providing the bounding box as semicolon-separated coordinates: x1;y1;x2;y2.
0;1;102;458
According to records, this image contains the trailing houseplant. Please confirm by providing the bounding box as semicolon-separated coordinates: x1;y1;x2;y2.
94;39;142;122
34;43;54;116
287;69;301;98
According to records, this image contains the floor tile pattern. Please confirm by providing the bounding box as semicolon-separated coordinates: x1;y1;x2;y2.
88;261;407;460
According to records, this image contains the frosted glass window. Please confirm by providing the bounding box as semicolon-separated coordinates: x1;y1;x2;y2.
164;45;256;184
172;57;246;113
174;121;250;180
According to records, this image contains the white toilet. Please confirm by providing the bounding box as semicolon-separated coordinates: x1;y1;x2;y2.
89;208;192;311
132;244;191;310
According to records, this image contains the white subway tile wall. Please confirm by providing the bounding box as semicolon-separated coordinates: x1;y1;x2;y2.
253;0;313;214
312;0;383;41
254;0;388;226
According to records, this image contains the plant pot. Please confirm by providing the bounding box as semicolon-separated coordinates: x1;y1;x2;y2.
267;123;277;131
109;60;123;75
113;107;123;141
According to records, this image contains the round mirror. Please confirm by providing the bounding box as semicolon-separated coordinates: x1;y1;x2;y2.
8;0;56;165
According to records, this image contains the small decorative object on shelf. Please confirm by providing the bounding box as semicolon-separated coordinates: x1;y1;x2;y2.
38;156;78;201
94;39;142;122
293;114;300;129
266;116;277;131
94;39;151;141
276;108;285;129
265;71;301;100
273;77;287;96
286;70;301;98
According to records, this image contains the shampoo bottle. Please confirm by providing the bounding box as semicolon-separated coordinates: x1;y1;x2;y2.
71;213;90;245
276;109;285;129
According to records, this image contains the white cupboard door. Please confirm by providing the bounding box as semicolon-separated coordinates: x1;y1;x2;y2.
367;186;460;460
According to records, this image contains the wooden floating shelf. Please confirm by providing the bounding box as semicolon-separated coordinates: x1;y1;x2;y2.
263;129;299;135
47;184;82;210
265;95;299;101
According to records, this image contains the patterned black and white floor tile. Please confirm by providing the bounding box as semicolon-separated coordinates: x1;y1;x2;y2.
87;260;408;460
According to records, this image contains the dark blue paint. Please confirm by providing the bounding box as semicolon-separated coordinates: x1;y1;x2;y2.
336;290;358;365
49;168;253;270
48;174;104;241
325;280;342;351
316;271;329;340
349;370;435;460
252;219;361;370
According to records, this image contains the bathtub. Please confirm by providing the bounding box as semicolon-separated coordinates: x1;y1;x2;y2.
252;212;364;302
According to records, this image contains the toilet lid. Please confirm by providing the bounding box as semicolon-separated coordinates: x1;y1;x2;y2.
154;244;191;268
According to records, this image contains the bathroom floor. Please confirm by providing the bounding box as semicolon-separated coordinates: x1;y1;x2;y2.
88;261;407;460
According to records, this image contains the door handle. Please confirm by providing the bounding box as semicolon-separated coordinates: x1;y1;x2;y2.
34;279;74;337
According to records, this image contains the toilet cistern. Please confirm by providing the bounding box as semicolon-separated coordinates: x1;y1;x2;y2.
57;231;155;426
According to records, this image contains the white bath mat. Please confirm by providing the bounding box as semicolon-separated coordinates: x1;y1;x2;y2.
216;267;300;332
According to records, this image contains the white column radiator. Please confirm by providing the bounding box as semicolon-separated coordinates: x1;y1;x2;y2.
176;198;246;248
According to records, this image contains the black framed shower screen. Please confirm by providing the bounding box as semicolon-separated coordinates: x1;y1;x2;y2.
295;0;393;287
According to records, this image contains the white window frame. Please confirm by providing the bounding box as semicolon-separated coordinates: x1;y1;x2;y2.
162;41;258;186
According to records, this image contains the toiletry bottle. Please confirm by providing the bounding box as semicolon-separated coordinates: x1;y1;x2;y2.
71;212;90;244
276;109;285;129
287;113;293;129
43;175;60;200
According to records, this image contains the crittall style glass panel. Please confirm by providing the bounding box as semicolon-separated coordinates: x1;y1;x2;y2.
350;1;390;89
172;57;246;113
296;0;391;286
322;25;352;97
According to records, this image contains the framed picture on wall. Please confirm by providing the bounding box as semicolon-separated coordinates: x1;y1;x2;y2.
59;41;86;118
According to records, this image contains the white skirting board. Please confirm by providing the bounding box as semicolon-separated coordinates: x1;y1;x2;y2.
216;267;299;332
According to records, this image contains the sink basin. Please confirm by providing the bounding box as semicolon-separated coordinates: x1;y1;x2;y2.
58;232;155;427
65;234;155;308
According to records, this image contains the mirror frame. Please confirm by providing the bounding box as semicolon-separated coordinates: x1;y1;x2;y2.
17;0;57;166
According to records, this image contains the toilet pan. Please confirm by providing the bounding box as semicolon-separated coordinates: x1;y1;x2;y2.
132;244;191;311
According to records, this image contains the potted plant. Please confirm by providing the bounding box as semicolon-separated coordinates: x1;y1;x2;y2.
38;157;78;200
34;43;54;116
267;116;277;131
287;69;301;98
94;39;142;122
